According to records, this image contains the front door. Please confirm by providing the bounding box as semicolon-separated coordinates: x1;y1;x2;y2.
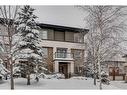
59;62;68;78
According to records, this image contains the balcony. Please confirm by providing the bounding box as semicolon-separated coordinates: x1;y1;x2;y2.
54;52;74;61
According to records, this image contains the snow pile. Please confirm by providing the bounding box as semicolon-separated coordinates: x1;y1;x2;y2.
70;76;87;80
48;73;65;79
26;73;50;79
36;73;65;79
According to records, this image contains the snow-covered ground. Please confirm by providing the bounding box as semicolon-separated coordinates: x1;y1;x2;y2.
0;77;125;90
110;81;127;89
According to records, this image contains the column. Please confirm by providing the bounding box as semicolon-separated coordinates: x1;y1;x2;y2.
68;48;71;59
70;61;74;73
55;61;59;73
53;47;56;59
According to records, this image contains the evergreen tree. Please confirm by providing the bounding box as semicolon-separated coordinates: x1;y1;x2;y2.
12;6;45;85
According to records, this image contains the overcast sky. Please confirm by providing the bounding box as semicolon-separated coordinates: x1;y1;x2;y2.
32;6;87;28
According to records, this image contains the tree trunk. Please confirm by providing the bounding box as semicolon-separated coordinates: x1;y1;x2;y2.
94;73;96;85
10;63;14;89
113;68;115;80
27;61;31;85
98;61;102;90
27;72;31;85
94;62;96;85
35;77;39;82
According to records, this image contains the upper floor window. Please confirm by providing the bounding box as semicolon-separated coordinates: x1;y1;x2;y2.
54;31;65;41
74;33;84;43
39;29;48;40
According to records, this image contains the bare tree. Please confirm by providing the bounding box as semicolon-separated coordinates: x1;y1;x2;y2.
0;5;20;89
80;6;127;89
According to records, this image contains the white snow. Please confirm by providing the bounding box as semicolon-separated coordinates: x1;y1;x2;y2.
32;29;39;34
0;77;122;89
17;23;26;29
25;26;31;31
39;67;47;71
30;53;42;59
0;63;10;75
13;66;21;73
18;41;28;46
26;33;34;38
13;48;42;61
20;48;34;53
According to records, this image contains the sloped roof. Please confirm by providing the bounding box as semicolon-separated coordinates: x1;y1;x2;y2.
38;23;89;33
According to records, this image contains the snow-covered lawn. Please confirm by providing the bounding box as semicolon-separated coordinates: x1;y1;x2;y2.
0;77;123;90
110;81;127;89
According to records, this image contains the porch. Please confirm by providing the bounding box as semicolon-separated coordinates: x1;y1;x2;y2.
54;61;74;78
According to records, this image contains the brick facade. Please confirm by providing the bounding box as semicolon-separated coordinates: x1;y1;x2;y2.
45;47;53;72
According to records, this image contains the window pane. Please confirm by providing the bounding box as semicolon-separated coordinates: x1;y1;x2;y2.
56;48;67;58
65;31;74;42
54;31;65;41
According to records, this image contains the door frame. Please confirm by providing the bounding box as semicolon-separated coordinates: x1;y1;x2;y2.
59;62;68;78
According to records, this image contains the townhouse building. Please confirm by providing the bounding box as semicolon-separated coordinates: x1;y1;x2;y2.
38;23;88;78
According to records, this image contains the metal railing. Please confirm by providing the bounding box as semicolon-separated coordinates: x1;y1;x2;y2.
54;52;73;59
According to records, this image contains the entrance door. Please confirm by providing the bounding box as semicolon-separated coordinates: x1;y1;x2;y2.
59;62;68;78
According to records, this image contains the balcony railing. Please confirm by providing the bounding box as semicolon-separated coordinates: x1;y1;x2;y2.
54;52;74;60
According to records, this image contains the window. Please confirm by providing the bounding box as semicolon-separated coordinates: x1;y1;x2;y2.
39;29;48;39
56;48;67;58
73;50;82;59
54;31;65;41
74;33;84;43
65;31;74;42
